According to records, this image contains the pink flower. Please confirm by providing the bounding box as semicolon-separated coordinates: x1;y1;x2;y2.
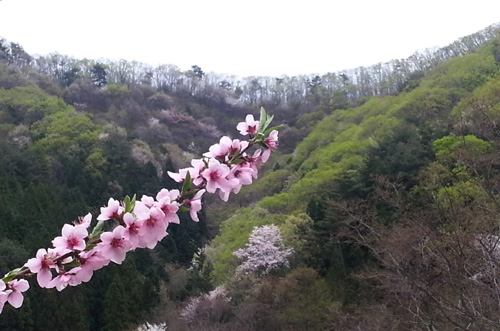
0;291;8;314
122;212;144;250
141;195;155;208
5;279;29;308
232;165;254;191
156;189;180;203
237;114;259;136
98;226;131;264
48;268;81;291
25;248;57;288
232;165;254;189
203;136;232;159
218;165;255;202
183;190;205;222
168;159;205;185
203;136;249;161
73;213;92;229
97;198;124;221
228;139;249;157
167;168;190;183
52;224;88;251
136;206;168;249
201;159;239;194
156;189;180;224
242;149;261;179
261;130;279;163
190;159;206;186
74;249;109;283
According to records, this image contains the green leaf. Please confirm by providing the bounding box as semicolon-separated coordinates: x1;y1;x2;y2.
130;194;136;212
124;194;137;213
179;205;190;213
257;108;275;135
63;259;80;269
2;267;24;283
5;267;23;277
258;107;267;133
232;158;245;164
264;114;274;130
124;195;131;212
264;124;282;136
182;171;192;195
90;220;105;239
229;145;246;164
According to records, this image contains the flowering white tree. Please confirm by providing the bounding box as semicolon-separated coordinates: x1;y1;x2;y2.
180;286;231;327
234;225;293;275
135;322;167;331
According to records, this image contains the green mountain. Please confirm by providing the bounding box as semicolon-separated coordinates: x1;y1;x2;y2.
0;22;500;330
204;32;500;330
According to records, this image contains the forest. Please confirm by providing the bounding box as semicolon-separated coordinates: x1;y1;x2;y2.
1;21;500;330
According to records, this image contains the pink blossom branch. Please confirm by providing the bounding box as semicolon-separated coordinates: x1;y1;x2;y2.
0;108;279;314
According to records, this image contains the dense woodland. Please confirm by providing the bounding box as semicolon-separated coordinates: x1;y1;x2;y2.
1;22;500;330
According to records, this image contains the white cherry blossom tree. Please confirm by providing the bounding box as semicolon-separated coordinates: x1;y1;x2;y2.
234;225;293;275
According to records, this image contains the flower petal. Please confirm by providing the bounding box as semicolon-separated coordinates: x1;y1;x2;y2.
12;280;29;292
37;268;53;288
7;291;24;308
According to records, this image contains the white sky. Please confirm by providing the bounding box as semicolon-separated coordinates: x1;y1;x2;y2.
0;0;499;77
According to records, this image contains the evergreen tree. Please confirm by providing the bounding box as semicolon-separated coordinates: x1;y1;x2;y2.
91;63;107;87
103;274;131;331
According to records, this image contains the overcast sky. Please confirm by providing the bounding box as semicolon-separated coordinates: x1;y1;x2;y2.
0;0;499;77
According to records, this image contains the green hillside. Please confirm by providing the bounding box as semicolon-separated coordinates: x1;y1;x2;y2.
1;24;500;330
204;36;500;330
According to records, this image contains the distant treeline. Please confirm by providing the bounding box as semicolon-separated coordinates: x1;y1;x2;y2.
1;23;499;108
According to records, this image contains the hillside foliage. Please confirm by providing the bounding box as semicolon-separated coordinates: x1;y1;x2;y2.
1;23;500;330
